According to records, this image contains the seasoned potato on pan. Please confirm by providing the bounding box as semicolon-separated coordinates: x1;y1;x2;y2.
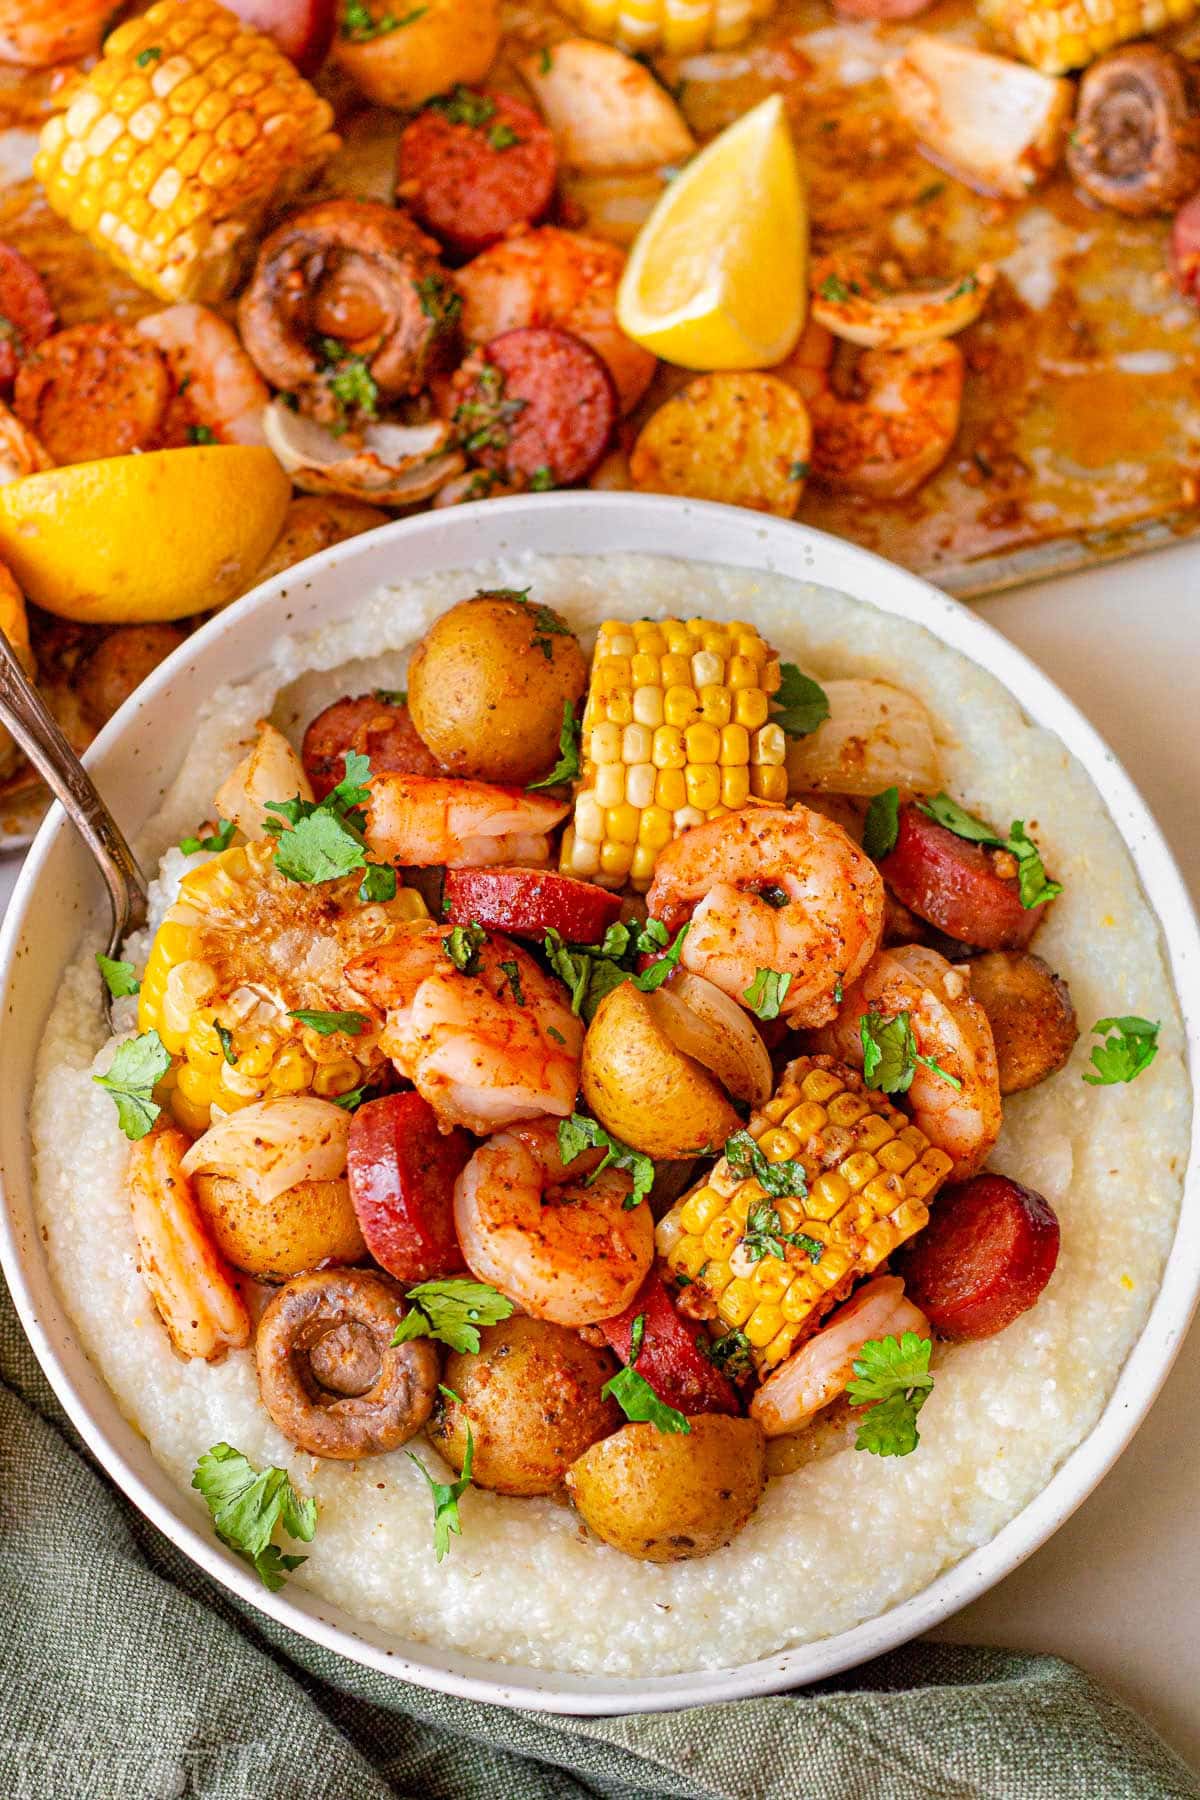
333;0;500;111
630;373;812;518
566;1415;767;1561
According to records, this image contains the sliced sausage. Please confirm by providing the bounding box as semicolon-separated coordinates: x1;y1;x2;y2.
302;691;443;799
968;951;1078;1094
894;1173;1060;1340
0;244;55;392
346;1092;472;1284
453;326;616;486
444;865;621;942
878;802;1050;951
600;1268;740;1417
397;92;557;260
13;322;175;465
1171;193;1200;301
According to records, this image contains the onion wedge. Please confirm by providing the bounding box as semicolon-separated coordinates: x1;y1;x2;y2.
263;402;465;506
182;1096;350;1207
520;39;694;173
649;970;772;1108
214;721;311;842
811;258;995;349
784;679;940;798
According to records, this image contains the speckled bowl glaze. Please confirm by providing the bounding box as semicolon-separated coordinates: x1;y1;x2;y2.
1;494;1197;1714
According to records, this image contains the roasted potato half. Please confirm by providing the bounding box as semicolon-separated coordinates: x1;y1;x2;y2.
581;979;740;1158
630;373;812;518
427;1314;621;1495
192;1174;366;1281
969;951;1078;1094
566;1415;767;1561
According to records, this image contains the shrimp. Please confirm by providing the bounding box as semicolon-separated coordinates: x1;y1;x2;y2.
750;1276;929;1437
801;335;964;500
0;0;110;67
345;924;582;1132
812;944;1002;1180
135;305;270;446
455;226;657;417
127;1125;251;1362
365;772;569;868
646;804;885;1027
453;1117;655;1324
0;400;51;486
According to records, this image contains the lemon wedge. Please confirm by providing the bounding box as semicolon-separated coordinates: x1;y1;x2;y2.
617;94;807;371
0;446;290;624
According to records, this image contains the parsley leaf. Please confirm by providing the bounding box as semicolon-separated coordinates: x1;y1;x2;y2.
429;86;497;128
529;465;556;491
819;274;851;303
319;337;379;421
187;423;216;445
770;662;830;739
702;1329;753;1381
1083;1015;1160;1086
444;921;487;975
288;1009;370;1036
414;275;461;331
557;1112;655;1209
487;122;520;150
341;0;427;38
264;752;371;887
542;921;688;1020
741;1201;823;1266
526;702;581;791
392;1278;514;1355
860;1008;961;1095
215;1023;238;1067
179;819;236;856
136;45;162;65
601;1366;691;1434
93;1030;171;1140
330;1085;368;1111
629;1311;646;1363
863;786;900;860
743;967;792;1020
497;959;525;1006
192;1443;316;1590
724;1129;808;1202
916;793;1061;910
847;1332;934;1457
95;953;139;999
408;1426;473;1561
359;863;397;903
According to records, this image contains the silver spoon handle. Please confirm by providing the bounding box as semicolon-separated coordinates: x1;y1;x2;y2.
0;627;147;942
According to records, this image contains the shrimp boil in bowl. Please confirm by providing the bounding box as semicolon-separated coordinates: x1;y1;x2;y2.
646;803;885;1025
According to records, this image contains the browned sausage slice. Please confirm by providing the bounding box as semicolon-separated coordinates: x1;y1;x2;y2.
0;243;55;391
302;692;443;798
894;1173;1060;1340
878;802;1051;950
14;322;173;465
969;951;1078;1095
397;93;557;260
453;326;616;486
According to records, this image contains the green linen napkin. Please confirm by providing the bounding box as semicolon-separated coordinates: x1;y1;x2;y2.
2;1275;1194;1800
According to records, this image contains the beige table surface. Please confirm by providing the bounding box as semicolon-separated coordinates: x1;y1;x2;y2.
1;539;1197;1768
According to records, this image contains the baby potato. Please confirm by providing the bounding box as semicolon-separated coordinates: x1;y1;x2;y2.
407;592;587;784
566;1415;767;1561
192;1173;366;1282
332;0;500;111
630;373;812;519
427;1314;621;1496
582;980;739;1158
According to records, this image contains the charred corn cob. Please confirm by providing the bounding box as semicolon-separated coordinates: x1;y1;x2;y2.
554;0;777;52
138;840;426;1133
658;1055;953;1371
34;0;339;303
978;0;1198;72
562;616;787;891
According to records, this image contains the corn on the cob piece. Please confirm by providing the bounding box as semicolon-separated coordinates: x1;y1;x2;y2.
978;0;1198;73
138;840;426;1133
658;1055;953;1371
562;616;787;891
34;0;339;303
554;0;777;53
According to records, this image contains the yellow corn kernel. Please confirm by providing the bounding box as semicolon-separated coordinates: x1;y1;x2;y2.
685;764;722;811
684;721;721;764
594;763;626;807
655;767;687;812
721;766;750;808
719;723;749;765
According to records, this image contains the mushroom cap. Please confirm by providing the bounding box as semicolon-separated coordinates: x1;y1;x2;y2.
1067;45;1200;218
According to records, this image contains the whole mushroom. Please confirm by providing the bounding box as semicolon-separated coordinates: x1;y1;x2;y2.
255;1268;439;1459
1067;45;1200;217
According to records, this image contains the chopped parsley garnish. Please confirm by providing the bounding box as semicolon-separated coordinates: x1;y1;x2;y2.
847;1332;934;1458
702;1329;752;1381
408;1426;473;1561
771;662;830;739
263;751;370;886
526;702;580;791
542;919;688;1019
723;1129;809;1203
539;45;553;72
488;122;520;150
444;920;487;976
330;1085;368;1111
819;274;851;303
392;1278;514;1355
215;1023;238;1067
136;45;162;65
915;180;946;204
319;338;379;421
359;863;397;903
529;465;556;491
741;1202;823;1266
95;953;139;1000
758;884;789;909
629;1312;646;1363
288;1009;370;1036
1083;1015;1160;1086
950;274;979;298
743;967;792;1021
916;793;1062;910
187;424;216;445
453;360;525;454
341;0;426;41
430;87;497;128
93;1030;171;1141
192;1444;316;1591
547;1024;566;1045
415;274;461;331
601;1366;690;1434
557;1112;655;1209
863;785;900;860
375;687;407;706
179;819;236;856
788;460;810;482
860;1008;961;1095
498;959;525;1006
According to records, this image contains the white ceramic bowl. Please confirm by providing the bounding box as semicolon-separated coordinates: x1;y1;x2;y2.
1;494;1197;1714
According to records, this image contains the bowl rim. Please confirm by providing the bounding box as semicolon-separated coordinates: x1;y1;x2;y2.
1;491;1197;1715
